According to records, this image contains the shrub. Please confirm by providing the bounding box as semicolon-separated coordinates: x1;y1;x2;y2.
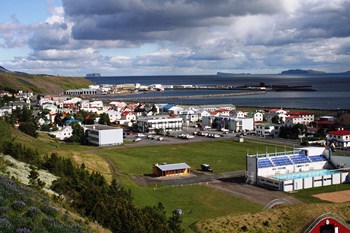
11;200;26;212
241;225;248;232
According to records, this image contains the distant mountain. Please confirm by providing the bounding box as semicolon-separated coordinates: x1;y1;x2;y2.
0;65;10;73
280;69;326;75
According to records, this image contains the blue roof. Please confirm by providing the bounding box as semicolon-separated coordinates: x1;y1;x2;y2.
65;119;82;124
156;163;191;171
162;104;175;111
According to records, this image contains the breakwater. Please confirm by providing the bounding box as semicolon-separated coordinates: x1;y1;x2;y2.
101;91;265;102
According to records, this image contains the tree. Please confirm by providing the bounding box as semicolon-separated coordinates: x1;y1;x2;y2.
271;116;281;124
168;210;183;233
98;113;111;125
70;122;85;144
151;104;158;115
18;122;38;138
28;166;45;189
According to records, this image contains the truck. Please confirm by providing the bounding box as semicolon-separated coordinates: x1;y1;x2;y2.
201;164;213;172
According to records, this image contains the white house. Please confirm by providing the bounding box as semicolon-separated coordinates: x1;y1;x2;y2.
106;109;121;123
248;111;264;122
255;123;280;137
326;130;350;148
90;101;103;108
202;116;254;132
0;106;12;117
287;111;314;126
118;111;136;126
268;108;288;123
84;124;123;146
49;126;73;141
196;110;211;120
181;110;199;123
285;116;305;127
168;106;184;115
230;110;245;118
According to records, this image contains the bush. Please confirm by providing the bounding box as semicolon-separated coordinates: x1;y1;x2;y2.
11;200;26;212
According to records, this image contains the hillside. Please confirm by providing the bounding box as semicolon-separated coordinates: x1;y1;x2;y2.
195;202;350;233
0;69;94;94
0;174;94;232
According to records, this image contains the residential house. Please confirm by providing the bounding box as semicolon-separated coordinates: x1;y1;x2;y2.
118;111;136;126
326;130;350;148
255;123;280;137
268;108;288;123
49;126;73;141
0;106;12;117
230;110;245;118
106;109;121;123
202;116;254;132
287;111;314;126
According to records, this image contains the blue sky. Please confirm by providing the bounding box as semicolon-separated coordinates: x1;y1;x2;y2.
1;0;350;76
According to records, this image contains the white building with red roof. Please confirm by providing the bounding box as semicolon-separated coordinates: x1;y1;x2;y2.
326;130;350;148
287;111;314;126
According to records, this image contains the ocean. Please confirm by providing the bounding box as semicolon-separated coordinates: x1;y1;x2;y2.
86;74;350;110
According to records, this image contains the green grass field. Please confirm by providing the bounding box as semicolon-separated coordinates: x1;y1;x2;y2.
119;176;263;231
101;140;288;175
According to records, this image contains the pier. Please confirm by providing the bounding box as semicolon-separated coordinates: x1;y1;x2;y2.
101;91;266;102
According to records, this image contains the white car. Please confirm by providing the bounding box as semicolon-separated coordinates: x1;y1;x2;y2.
137;133;146;137
133;137;142;142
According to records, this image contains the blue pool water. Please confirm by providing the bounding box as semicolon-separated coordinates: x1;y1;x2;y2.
273;169;341;180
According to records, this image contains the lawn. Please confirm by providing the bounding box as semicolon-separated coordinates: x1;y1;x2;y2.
119;176;263;231
101;140;288;175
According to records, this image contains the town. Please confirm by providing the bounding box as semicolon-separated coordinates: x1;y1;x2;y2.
1;85;350;232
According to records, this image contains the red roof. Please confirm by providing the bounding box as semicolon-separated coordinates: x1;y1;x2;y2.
316;120;335;125
328;130;350;136
289;111;312;115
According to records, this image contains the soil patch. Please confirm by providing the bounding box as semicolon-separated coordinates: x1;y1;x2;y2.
313;190;350;203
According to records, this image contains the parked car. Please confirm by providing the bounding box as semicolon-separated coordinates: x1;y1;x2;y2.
137;133;146;137
133;137;142;142
201;164;213;172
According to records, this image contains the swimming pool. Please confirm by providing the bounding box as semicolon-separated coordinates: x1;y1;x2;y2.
273;169;342;180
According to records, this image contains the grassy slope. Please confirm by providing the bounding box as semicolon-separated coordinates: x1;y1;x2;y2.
195;202;350;233
0;72;94;94
119;176;262;231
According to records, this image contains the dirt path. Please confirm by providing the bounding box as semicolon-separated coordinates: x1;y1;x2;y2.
313;190;350;203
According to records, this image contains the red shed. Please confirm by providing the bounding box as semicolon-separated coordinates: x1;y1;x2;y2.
304;215;350;233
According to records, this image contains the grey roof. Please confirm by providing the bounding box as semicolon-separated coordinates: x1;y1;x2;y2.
84;124;122;131
155;163;191;171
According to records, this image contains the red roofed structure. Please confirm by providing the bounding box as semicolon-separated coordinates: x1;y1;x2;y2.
326;130;350;148
303;214;350;233
328;130;350;136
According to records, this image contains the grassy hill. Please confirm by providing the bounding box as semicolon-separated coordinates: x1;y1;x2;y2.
0;71;94;94
195;202;350;233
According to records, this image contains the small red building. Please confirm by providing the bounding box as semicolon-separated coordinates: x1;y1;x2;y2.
153;163;191;177
305;215;350;233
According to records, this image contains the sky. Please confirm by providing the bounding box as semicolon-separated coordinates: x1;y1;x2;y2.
1;0;350;76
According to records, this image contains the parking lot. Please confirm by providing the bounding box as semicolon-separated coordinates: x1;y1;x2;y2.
123;125;302;148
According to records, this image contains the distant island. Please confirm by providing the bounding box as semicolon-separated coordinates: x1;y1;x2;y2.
280;69;326;75
217;72;251;76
